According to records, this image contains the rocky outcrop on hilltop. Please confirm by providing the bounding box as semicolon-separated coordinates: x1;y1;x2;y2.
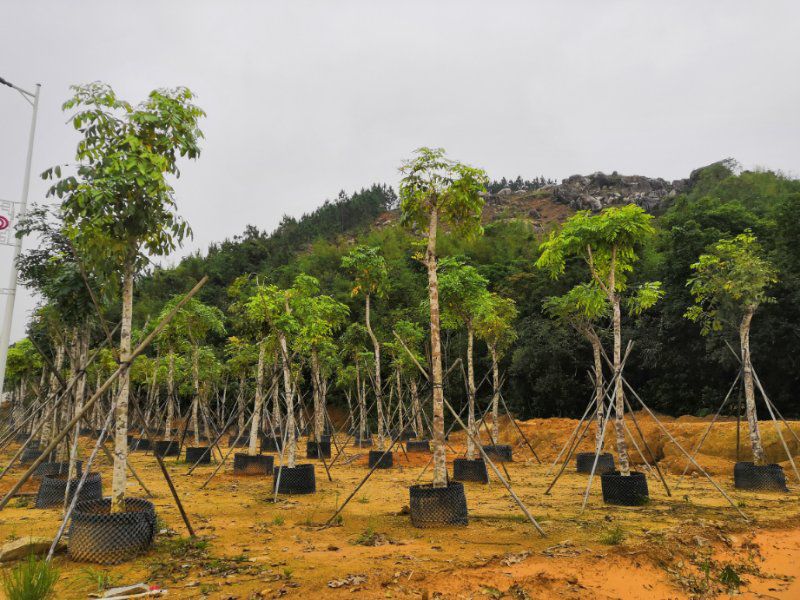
549;171;689;213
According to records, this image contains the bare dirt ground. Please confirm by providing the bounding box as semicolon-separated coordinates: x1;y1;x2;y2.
1;413;799;599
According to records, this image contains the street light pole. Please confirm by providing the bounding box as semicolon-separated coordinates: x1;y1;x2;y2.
0;78;41;402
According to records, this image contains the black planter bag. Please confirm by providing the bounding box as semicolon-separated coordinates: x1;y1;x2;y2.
273;464;316;494
68;498;156;564
600;471;649;506
154;440;179;457
368;450;393;469
20;447;44;465
35;472;102;509
452;458;489;483
733;462;788;492
306;438;332;459
406;440;430;453
233;453;274;475
409;482;468;528
185;446;211;464
228;434;249;448
34;461;82;479
133;438;151;452
481;444;513;463
576;452;615;474
261;435;281;453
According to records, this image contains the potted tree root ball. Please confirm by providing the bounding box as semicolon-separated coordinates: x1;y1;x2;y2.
452;456;488;483
154;440;180;457
537;205;664;506
306;434;331;459
368;450;393;469
185;446;211;465
575;452;615;474
68;498;156;564
48;81;205;559
400;148;487;527
36;472;102;509
686;232;788;492
406;440;430;453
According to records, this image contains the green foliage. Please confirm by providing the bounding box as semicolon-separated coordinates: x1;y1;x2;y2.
1;555;59;600
45;82;204;272
5;339;43;389
341;245;388;298
437;257;489;330
474;293;518;357
685;231;777;334
599;525;626;545
399;147;488;238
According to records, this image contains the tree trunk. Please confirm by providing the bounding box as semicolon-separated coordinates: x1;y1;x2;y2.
740;308;765;465
490;344;500;444
191;347;201;446
248;342;266;456
356;360;366;439
68;326;90;479
395;367;404;436
410;378;423;438
270;355;281;435
588;329;605;454
365;293;383;450
466;324;477;459
237;374;246;434
426;209;447;488
111;259;134;513
165;353;175;441
279;334;297;467
311;349;324;442
611;295;630;476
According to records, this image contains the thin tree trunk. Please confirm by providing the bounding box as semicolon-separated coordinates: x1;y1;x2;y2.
466;324;477;459
280;333;297;467
365;293;383;450
165;353;175;441
426;209;447;488
191;347;200;446
111;259;134;513
271;355;281;435
490;344;500;444
68;326;89;479
740;308;765;465
611;295;630;476
237;374;245;434
411;378;423;438
395;367;404;436
311;349;323;442
588;329;605;453
248;342;266;456
357;360;366;439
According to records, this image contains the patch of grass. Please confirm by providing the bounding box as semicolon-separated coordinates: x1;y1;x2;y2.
354;525;376;545
272;515;285;526
357;496;369;504
81;568;120;592
199;583;219;595
282;567;293;579
1;555;59;600
599;525;626;545
718;565;742;591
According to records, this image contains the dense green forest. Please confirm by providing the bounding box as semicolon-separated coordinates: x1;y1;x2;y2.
115;163;800;421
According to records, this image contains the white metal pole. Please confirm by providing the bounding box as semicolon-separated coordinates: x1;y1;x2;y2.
0;83;41;401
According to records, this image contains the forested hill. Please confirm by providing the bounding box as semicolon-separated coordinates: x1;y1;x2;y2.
134;162;800;420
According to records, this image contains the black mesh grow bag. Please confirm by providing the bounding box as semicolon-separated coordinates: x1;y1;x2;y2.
20;447;44;465
132;438;151;452
68;497;156;565
185;446;211;464
452;458;489;483
481;444;513;463
34;461;82;479
406;440;430;453
409;482;468;528
576;452;615;474
233;453;274;475
368;450;393;469
733;462;788;492
261;436;281;453
273;464;316;494
306;439;332;459
15;432;31;443
35;472;102;508
353;434;372;448
600;471;649;506
154;440;179;457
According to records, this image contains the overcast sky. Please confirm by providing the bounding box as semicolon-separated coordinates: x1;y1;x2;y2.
1;0;798;342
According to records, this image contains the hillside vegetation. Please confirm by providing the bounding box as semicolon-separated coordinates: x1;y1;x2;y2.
122;161;800;421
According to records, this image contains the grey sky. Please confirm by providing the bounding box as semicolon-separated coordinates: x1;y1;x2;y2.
1;0;798;342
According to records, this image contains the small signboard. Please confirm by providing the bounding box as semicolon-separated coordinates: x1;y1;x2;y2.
0;199;18;246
